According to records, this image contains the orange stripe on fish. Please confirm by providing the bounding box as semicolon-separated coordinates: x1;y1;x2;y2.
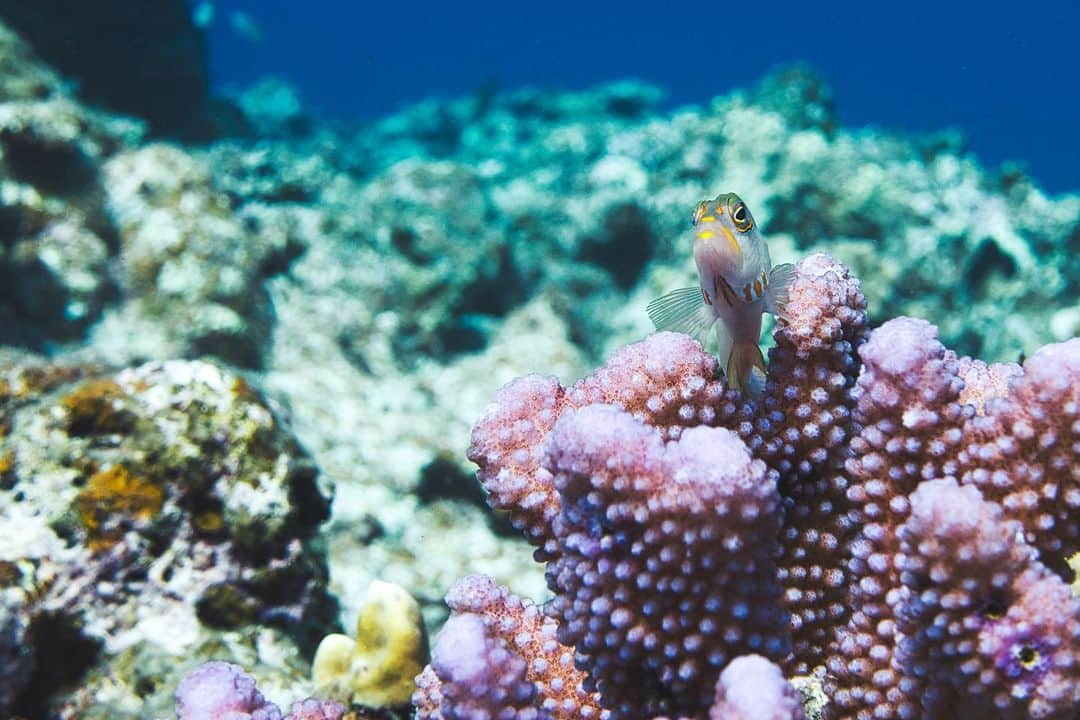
701;286;712;306
753;279;763;298
719;225;740;257
715;275;737;307
742;284;753;302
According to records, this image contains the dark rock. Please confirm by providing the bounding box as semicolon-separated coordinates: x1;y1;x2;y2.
0;0;212;138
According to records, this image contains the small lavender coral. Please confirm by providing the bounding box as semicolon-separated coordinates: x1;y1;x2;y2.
419;573;605;719
419;613;543;720
706;655;807;720
176;661;345;720
175;661;283;720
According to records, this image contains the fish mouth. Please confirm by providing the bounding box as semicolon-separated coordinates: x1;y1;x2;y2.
695;222;740;259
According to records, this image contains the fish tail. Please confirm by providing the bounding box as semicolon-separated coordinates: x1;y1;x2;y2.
726;341;766;396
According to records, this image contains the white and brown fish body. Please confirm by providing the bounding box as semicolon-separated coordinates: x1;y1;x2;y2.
648;193;793;395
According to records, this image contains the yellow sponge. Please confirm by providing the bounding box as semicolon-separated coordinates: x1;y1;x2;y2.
312;579;429;708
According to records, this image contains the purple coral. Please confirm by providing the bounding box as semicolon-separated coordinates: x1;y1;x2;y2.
284;699;347;720
420;577;804;720
960;337;1080;575
418;613;544;720
467;332;726;559
437;254;1079;719
545;406;789;717
892;478;1080;718
442;574;604;718
175;661;344;720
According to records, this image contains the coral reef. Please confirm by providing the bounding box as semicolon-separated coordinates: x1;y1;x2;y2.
444;254;1079;719
1;13;1078;716
0;20;141;346
312;580;428;709
0;351;338;718
188;68;1080;645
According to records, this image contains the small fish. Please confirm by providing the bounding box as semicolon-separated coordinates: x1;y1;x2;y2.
192;1;215;29
648;192;794;395
229;11;265;44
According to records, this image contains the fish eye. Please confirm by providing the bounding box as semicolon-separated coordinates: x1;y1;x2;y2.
730;201;753;232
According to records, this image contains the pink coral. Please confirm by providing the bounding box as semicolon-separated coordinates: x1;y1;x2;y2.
545;406;789;717
439;253;1079;719
707;655;807;720
892;478;1080;718
418;577;804;720
467;332;726;559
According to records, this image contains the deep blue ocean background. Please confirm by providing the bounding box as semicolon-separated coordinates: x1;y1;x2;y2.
204;0;1078;193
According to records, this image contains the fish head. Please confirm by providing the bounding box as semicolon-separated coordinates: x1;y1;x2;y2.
690;192;766;286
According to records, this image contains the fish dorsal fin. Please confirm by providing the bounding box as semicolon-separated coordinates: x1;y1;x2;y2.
765;263;795;319
646;286;716;340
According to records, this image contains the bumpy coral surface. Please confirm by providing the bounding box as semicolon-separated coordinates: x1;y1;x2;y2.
545;407;790;717
421;573;604;719
439;254;1080;719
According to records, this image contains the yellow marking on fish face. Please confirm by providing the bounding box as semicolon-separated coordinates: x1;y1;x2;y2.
719;225;740;256
761;271;768;287
699;215;717;223
697;229;716;240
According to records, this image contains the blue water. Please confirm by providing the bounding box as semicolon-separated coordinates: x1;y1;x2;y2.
206;0;1080;194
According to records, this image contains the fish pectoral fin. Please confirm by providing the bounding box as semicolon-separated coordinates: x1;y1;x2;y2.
765;263;796;319
726;342;767;396
647;286;716;340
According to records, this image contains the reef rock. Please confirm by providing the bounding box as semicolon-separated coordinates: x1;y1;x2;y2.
0;351;338;718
